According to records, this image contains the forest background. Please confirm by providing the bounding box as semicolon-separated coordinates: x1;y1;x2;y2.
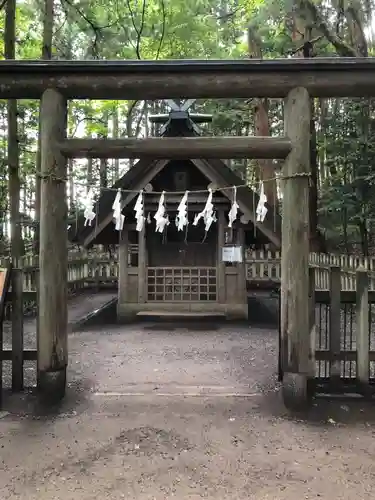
0;0;374;258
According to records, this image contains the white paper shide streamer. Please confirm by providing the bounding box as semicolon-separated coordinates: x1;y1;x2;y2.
175;191;189;231
256;182;268;222
193;188;216;232
154;191;170;233
112;189;125;231
134;190;145;232
83;189;96;227
227;186;239;228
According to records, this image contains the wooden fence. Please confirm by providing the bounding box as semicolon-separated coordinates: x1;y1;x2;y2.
2;250;375;301
0;252;119;319
0;252;119;296
246;250;375;290
3;252;375;397
310;266;375;396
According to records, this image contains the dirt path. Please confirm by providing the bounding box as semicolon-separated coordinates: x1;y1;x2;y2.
3;290;117;350
1;323;375;499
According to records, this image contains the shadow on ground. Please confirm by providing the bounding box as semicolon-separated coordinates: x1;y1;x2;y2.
2;293;375;432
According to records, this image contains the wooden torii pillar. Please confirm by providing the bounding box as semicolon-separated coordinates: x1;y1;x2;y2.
280;87;313;410
38;89;68;400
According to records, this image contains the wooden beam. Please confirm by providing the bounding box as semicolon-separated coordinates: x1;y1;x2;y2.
280;87;311;411
38;88;68;401
0;59;375;99
316;350;375;362
2;349;37;361
315;289;375;304
58;137;291;160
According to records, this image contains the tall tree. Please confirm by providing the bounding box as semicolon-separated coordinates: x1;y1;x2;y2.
5;0;23;256
288;7;323;250
34;0;54;252
5;0;25;391
247;25;276;205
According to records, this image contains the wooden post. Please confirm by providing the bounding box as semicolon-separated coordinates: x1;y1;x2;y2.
118;227;129;305
94;256;100;291
11;260;24;391
0;264;12;406
329;266;341;389
38;88;68;401
308;267;316;380
280;87;311;411
236;226;247;305
138;225;146;303
217;210;225;303
356;267;369;395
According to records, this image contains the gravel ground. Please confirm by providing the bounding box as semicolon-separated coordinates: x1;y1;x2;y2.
1;290;117;388
1;322;375;499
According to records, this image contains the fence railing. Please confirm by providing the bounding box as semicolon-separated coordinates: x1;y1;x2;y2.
278;265;375;397
0;252;120;319
2;249;375;302
245;250;375;290
310;267;374;396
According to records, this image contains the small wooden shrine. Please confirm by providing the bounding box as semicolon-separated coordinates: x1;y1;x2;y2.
70;102;281;320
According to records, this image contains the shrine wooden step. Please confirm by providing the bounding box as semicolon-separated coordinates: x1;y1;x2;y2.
136;311;225;322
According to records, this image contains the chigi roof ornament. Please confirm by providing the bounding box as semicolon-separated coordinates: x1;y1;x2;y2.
149;98;212;136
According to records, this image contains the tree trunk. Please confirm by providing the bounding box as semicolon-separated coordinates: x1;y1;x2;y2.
288;13;323;250
99;111;109;189
0;152;7;244
346;3;369;255
126;100;138;169
318;99;327;183
254;100;276;203
308;100;320;251
112;103;119;182
5;0;23;256
85;110;93;193
144;101;149;138
247;26;276;204
6;0;25;391
34;0;54;252
1;106;9;243
68;159;74;211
